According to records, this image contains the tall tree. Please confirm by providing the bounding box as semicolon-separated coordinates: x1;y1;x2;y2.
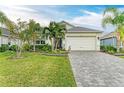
54;22;66;50
13;18;28;57
28;19;42;52
0;11;14;31
0;11;15;47
102;7;124;52
43;21;66;51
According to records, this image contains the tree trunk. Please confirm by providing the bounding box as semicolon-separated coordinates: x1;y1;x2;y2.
52;38;55;51
117;39;120;52
55;39;59;50
122;41;124;51
16;40;22;58
33;40;36;52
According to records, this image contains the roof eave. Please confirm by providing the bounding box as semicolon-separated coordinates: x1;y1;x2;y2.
66;31;103;33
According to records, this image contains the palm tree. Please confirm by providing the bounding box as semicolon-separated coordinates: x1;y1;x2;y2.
43;22;56;51
0;11;15;49
102;7;124;52
43;21;66;51
54;22;66;50
0;11;14;31
28;19;42;52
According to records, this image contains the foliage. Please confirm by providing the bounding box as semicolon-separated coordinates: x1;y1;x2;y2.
0;44;9;52
9;45;18;52
0;11;15;33
30;44;52;52
43;21;66;50
22;43;30;51
102;7;124;52
41;44;52;52
100;45;117;54
27;19;43;52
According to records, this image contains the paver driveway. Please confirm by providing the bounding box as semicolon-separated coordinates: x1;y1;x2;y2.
69;51;124;87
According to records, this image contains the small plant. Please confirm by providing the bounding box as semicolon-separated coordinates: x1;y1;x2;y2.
41;44;52;52
0;44;9;52
100;45;117;54
22;43;30;51
30;44;52;52
9;45;18;52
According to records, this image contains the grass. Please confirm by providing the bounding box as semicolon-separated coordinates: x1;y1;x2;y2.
120;56;124;58
0;51;76;87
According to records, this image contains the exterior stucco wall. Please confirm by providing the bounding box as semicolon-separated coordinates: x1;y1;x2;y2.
0;36;21;46
100;37;117;48
0;36;9;46
100;37;124;48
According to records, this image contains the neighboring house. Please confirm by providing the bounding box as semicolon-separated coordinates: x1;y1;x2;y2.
0;21;102;51
61;21;102;51
0;27;45;46
0;27;19;46
100;31;123;48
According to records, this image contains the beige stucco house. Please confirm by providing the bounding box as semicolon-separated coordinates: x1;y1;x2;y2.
61;21;102;51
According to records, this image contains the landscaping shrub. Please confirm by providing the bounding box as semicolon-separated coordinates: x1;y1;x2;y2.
30;44;52;52
100;45;117;54
22;43;30;51
41;44;52;52
9;45;18;52
0;44;9;52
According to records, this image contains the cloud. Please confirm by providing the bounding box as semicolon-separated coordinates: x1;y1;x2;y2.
67;10;116;33
80;10;99;16
10;6;38;12
0;5;67;26
67;10;103;30
0;6;117;33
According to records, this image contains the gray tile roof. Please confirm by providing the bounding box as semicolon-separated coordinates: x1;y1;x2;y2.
0;27;10;36
60;21;102;33
60;21;75;27
68;26;102;32
100;31;116;40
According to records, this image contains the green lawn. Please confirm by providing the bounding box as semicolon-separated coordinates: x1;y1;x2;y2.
120;56;124;58
0;51;76;87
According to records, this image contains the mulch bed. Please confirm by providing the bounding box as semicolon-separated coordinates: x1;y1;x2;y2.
41;52;68;56
114;53;124;56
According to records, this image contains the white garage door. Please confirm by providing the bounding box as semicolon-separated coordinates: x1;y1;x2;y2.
66;36;96;50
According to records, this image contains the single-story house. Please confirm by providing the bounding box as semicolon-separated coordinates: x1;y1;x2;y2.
100;31;123;48
0;21;102;51
61;21;102;51
0;27;45;46
0;27;20;46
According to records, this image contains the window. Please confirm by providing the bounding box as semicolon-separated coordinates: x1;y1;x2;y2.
36;40;40;44
8;42;11;45
36;40;45;45
41;40;45;44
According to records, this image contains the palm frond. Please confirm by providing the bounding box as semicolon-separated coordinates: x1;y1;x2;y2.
102;15;113;28
103;7;119;16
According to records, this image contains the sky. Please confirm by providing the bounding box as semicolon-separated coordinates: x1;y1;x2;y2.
0;5;124;33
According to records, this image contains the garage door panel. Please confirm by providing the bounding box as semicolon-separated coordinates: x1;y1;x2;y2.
66;36;96;50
